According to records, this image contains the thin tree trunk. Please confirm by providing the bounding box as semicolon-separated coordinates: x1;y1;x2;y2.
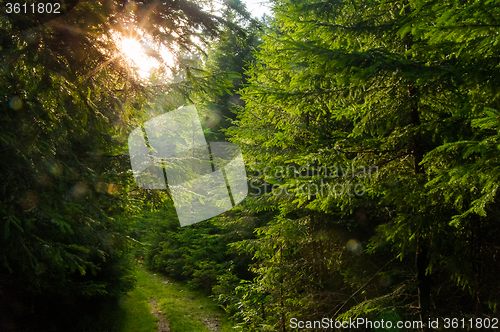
409;83;431;331
410;80;431;332
280;241;286;332
404;2;431;325
416;243;431;329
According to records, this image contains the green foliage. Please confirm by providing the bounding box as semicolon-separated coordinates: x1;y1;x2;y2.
9;0;497;329
194;12;262;142
223;0;500;329
135;0;263;305
140;203;253;295
0;0;242;330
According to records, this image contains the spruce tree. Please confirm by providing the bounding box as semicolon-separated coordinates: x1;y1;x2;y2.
226;0;500;329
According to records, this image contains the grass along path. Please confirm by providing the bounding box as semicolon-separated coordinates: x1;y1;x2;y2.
118;265;234;332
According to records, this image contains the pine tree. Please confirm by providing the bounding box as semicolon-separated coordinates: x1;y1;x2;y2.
226;0;500;329
0;0;235;329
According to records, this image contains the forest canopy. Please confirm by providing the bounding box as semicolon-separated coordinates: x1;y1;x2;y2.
0;0;242;330
221;0;500;329
1;0;500;331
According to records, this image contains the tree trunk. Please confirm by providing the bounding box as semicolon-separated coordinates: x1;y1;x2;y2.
417;243;431;330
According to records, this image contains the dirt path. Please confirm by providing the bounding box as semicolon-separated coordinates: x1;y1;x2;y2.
202;316;221;331
136;267;230;332
147;296;220;332
148;298;171;332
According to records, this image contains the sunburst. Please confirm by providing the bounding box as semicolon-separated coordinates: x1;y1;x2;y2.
117;34;175;80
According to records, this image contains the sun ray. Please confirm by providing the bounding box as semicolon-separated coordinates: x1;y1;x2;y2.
115;32;176;80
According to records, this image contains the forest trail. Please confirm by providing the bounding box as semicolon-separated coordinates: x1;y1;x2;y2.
128;265;231;332
148;298;171;332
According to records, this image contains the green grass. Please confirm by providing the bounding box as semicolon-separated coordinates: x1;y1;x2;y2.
107;264;235;332
78;277;158;332
116;284;158;332
133;264;235;332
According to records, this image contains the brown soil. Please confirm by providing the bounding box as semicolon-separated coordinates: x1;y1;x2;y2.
203;316;221;331
148;298;171;332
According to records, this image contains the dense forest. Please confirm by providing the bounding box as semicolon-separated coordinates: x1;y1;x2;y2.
1;0;500;331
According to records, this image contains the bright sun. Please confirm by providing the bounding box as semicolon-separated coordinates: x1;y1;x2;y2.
118;36;175;79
